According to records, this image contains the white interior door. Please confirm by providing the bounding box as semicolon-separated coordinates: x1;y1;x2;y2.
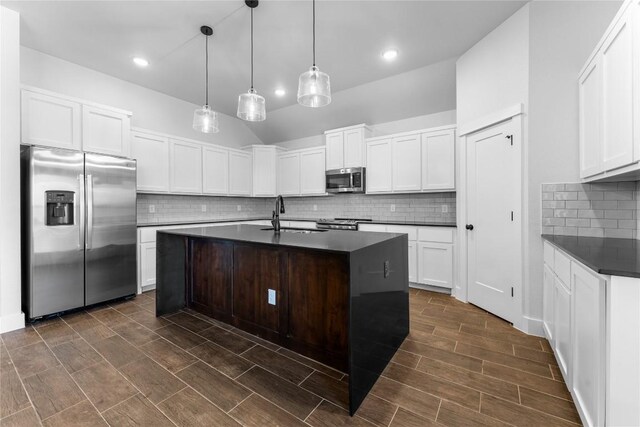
466;119;519;323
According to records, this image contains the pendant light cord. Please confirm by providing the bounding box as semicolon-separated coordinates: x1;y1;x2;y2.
250;8;254;90
205;34;209;106
312;0;316;66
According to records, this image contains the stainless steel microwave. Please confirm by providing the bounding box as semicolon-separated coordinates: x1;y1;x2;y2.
326;167;365;193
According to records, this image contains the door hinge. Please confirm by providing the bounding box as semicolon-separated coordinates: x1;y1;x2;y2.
506;135;513;146
511;287;514;297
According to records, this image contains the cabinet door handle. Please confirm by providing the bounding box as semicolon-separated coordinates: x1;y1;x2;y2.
465;224;474;231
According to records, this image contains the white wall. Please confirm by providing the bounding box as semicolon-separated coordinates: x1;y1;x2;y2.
526;0;621;324
273;109;457;151
21;47;263;148
456;5;530;128
0;6;24;333
456;1;620;334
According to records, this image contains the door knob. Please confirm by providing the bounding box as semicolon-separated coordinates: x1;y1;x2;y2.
466;224;474;230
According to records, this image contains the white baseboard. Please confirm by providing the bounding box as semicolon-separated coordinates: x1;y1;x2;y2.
409;283;451;295
141;284;156;293
521;315;544;337
0;311;25;333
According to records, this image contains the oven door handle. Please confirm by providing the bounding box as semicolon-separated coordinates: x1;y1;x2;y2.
349;173;354;189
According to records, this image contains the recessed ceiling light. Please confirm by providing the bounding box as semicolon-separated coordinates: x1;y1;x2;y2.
274;88;286;97
132;57;149;67
382;49;398;61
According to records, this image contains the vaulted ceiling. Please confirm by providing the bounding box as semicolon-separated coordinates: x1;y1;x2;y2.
6;0;527;143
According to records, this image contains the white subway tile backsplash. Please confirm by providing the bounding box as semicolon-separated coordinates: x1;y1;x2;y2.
542;182;640;240
138;192;456;225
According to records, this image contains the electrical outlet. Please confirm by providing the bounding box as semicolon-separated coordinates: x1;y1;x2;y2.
148;205;155;213
201;204;207;212
390;204;396;212
237;205;242;211
313;204;318;211
384;260;390;278
267;289;276;305
441;205;448;213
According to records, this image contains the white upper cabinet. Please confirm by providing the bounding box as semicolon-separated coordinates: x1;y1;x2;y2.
82;105;132;157
277;147;326;196
601;12;635;171
21;89;82;150
228;149;252;196
21;87;132;157
202;146;229;195
169;139;202;194
299;147;326;195
249;145;279;197
578;1;639;181
579;59;603;178
277;152;301;196
325;132;344;170
366;138;393;193
422;128;455;191
366;125;456;194
131;129;169;193
324;124;370;170
392;134;422;192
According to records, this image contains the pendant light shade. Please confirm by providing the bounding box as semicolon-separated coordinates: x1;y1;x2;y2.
193;26;219;133
297;65;331;108
297;0;331;108
238;89;266;121
193;105;219;133
237;1;266;122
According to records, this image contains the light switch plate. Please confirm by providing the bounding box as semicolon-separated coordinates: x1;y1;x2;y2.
267;289;276;305
441;205;448;213
313;204;318;211
390;204;396;212
148;205;155;213
201;204;207;212
237;205;242;211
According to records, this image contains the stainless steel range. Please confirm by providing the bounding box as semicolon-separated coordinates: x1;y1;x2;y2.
316;218;372;231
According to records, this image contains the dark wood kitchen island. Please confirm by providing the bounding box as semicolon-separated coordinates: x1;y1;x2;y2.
155;224;409;415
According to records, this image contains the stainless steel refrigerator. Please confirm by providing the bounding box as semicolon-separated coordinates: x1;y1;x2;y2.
21;146;137;320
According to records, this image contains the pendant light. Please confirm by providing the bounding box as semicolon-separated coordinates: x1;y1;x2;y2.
237;0;266;121
297;0;331;108
193;26;219;133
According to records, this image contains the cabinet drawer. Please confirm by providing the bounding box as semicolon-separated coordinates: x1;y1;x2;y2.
418;227;454;243
386;225;418;241
543;242;555;269
554;249;571;289
139;228;158;243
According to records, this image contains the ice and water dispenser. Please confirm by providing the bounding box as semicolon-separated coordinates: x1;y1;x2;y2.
45;191;74;226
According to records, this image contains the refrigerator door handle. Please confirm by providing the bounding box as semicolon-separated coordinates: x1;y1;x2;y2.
86;174;94;250
78;174;85;250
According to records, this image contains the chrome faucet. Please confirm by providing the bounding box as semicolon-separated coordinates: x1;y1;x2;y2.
272;195;285;233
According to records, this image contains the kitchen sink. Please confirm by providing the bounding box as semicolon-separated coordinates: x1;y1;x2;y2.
260;227;327;234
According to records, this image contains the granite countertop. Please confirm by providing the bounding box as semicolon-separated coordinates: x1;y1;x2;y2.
542;234;640;278
138;217;457;228
159;224;406;254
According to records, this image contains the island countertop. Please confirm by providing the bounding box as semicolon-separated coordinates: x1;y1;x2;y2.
159;224;406;254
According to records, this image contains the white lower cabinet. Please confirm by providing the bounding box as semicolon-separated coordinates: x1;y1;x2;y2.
542;240;637;427
358;224;454;289
554;275;572;384
542;264;555;345
571;261;606;427
417;242;453;289
139;242;156;288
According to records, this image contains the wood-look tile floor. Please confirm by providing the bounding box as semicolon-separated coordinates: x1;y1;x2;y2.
0;289;581;426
